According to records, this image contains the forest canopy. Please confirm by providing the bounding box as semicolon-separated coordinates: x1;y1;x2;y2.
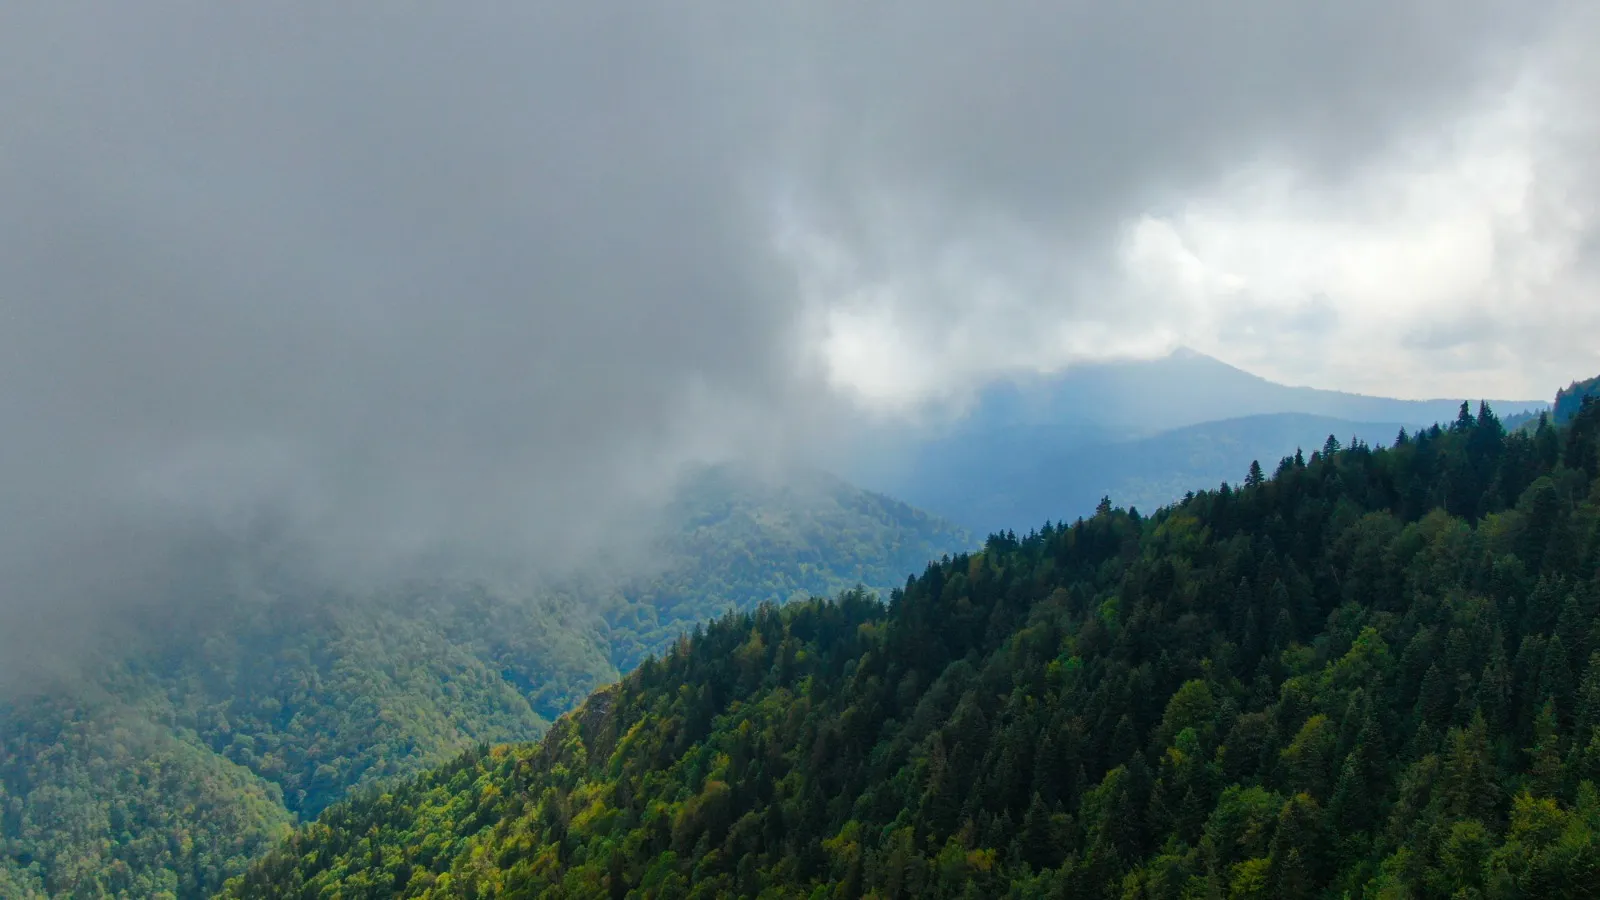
221;397;1600;898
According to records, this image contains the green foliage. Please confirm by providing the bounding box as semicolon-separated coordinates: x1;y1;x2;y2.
1;469;967;899
603;466;972;670
0;593;569;899
0;694;293;899
224;401;1600;898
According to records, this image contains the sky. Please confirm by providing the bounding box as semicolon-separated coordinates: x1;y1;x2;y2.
1;1;1597;676
780;2;1600;408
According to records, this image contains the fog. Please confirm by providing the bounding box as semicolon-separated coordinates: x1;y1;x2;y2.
1;1;1594;682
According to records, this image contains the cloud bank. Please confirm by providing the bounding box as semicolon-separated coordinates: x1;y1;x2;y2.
1;1;1595;675
782;1;1597;407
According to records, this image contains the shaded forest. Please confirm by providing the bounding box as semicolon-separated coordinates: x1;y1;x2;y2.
1557;377;1600;425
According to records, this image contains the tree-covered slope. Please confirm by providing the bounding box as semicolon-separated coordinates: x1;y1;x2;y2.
224;399;1600;898
0;591;590;900
0;693;294;900
604;466;973;670
0;471;968;899
1558;376;1600;424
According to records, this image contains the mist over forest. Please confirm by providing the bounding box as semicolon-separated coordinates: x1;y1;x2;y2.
2;2;1599;898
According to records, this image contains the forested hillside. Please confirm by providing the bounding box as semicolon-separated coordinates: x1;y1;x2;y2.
0;586;608;899
225;398;1600;898
1558;377;1600;424
605;467;971;670
0;471;967;899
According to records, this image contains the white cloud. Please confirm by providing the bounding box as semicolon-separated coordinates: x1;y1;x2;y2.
779;199;1188;415
1124;69;1598;400
796;26;1600;410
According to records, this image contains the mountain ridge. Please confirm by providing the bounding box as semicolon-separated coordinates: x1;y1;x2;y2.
0;471;969;899
851;349;1547;534
935;348;1544;439
219;387;1600;899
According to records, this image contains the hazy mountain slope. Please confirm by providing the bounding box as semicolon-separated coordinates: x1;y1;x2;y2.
0;592;587;900
855;350;1545;533
964;348;1546;438
222;404;1600;899
0;471;968;900
1557;375;1600;423
925;413;1411;534
605;465;973;670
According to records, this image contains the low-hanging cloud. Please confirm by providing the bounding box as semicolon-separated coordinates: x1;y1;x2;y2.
779;0;1597;407
0;4;815;678
1;1;1595;679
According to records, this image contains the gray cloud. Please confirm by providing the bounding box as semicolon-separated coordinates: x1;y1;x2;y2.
774;0;1592;405
0;4;811;677
0;1;1589;678
780;0;1555;247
